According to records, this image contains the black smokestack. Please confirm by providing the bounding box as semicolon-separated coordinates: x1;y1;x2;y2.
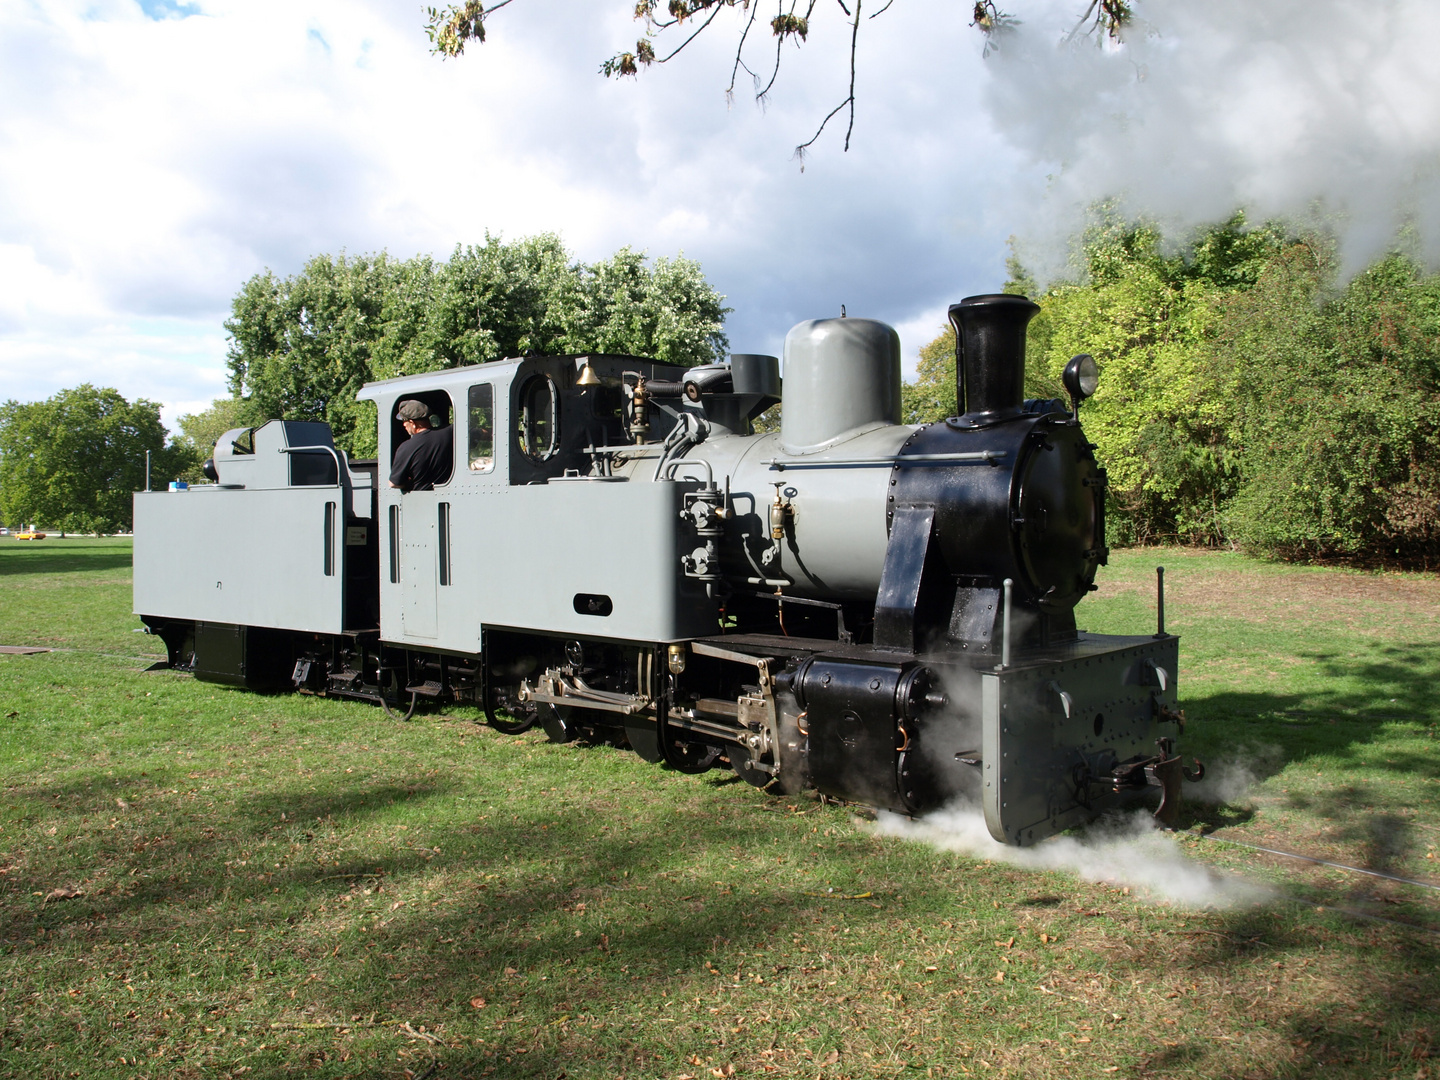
948;293;1040;424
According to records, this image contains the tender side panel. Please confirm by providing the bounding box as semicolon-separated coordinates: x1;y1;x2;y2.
981;635;1182;846
133;489;347;635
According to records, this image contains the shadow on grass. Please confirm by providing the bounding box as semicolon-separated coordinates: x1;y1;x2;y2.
0;770;463;926
1183;641;1440;775
6;745;1440;1079
1130;908;1440;1079
0;543;133;576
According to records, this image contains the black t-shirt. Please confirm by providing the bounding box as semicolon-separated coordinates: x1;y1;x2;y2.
390;425;454;492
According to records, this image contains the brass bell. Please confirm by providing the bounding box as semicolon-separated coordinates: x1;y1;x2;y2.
576;358;601;387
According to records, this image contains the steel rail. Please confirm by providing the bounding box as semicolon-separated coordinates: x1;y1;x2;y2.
1196;833;1440;892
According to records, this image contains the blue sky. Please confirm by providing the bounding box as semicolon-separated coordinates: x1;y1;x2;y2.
1;0;1435;430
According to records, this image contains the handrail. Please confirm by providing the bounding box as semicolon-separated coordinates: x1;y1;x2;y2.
762;451;1005;471
661;459;714;486
279;444;345;488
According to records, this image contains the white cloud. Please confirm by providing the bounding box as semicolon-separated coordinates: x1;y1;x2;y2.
0;0;1433;423
987;0;1440;279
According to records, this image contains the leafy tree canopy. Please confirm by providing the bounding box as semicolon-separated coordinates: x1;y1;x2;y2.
0;385;185;534
173;397;265;480
225;234;729;459
906;212;1440;564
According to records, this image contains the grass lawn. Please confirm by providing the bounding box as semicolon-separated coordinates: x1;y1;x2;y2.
0;537;1436;1080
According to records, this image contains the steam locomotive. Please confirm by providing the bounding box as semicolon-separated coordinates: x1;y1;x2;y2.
134;294;1199;846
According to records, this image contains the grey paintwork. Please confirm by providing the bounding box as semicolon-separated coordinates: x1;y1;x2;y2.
133;420;373;634
357;359;717;651
347;325;919;647
779;317;901;455
665;424;912;601
980;635;1181;844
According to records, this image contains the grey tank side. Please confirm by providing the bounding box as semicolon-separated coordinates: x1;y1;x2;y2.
613;422;914;602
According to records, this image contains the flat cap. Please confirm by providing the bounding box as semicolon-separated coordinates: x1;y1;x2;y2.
395;400;430;422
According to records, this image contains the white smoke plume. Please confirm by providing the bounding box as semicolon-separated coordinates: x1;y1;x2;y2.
986;0;1440;277
875;804;1269;909
1186;745;1285;807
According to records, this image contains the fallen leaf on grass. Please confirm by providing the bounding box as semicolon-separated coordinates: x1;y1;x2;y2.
44;886;82;902
993;971;1005;983
822;1050;839;1065
116;798;128;809
469;997;486;1009
4;711;17;719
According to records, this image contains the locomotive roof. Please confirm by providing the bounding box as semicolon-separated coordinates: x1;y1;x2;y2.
355;353;668;399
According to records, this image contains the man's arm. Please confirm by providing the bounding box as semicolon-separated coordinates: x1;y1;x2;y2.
389;439;417;491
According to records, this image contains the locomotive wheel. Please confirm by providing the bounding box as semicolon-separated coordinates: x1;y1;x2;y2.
485;704;537;735
485;685;539;735
730;750;783;794
665;740;722;774
538;703;612;744
653;722;721;773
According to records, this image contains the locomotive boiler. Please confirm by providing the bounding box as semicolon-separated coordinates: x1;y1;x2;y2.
134;294;1200;846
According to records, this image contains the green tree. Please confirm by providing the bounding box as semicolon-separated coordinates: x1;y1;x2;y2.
173;398;265;481
898;212;1440;562
225;235;729;459
1220;245;1440;561
0;385;184;533
226;252;399;460
1022;212;1285;544
901;249;1059;426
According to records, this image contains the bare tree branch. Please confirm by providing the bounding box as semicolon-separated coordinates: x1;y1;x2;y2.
428;1;1137;153
726;0;765;101
793;0;859;163
653;3;727;64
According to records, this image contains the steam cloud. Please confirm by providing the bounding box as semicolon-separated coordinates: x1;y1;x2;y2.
875;805;1269;909
986;0;1440;277
1186;746;1284;808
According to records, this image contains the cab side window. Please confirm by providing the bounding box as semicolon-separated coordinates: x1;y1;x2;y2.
517;374;559;461
468;384;494;472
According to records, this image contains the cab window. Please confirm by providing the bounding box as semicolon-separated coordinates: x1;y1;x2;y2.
517;374;559;461
468;383;494;472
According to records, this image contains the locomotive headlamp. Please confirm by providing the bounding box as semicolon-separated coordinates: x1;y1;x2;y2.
1063;353;1099;406
667;643;688;675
